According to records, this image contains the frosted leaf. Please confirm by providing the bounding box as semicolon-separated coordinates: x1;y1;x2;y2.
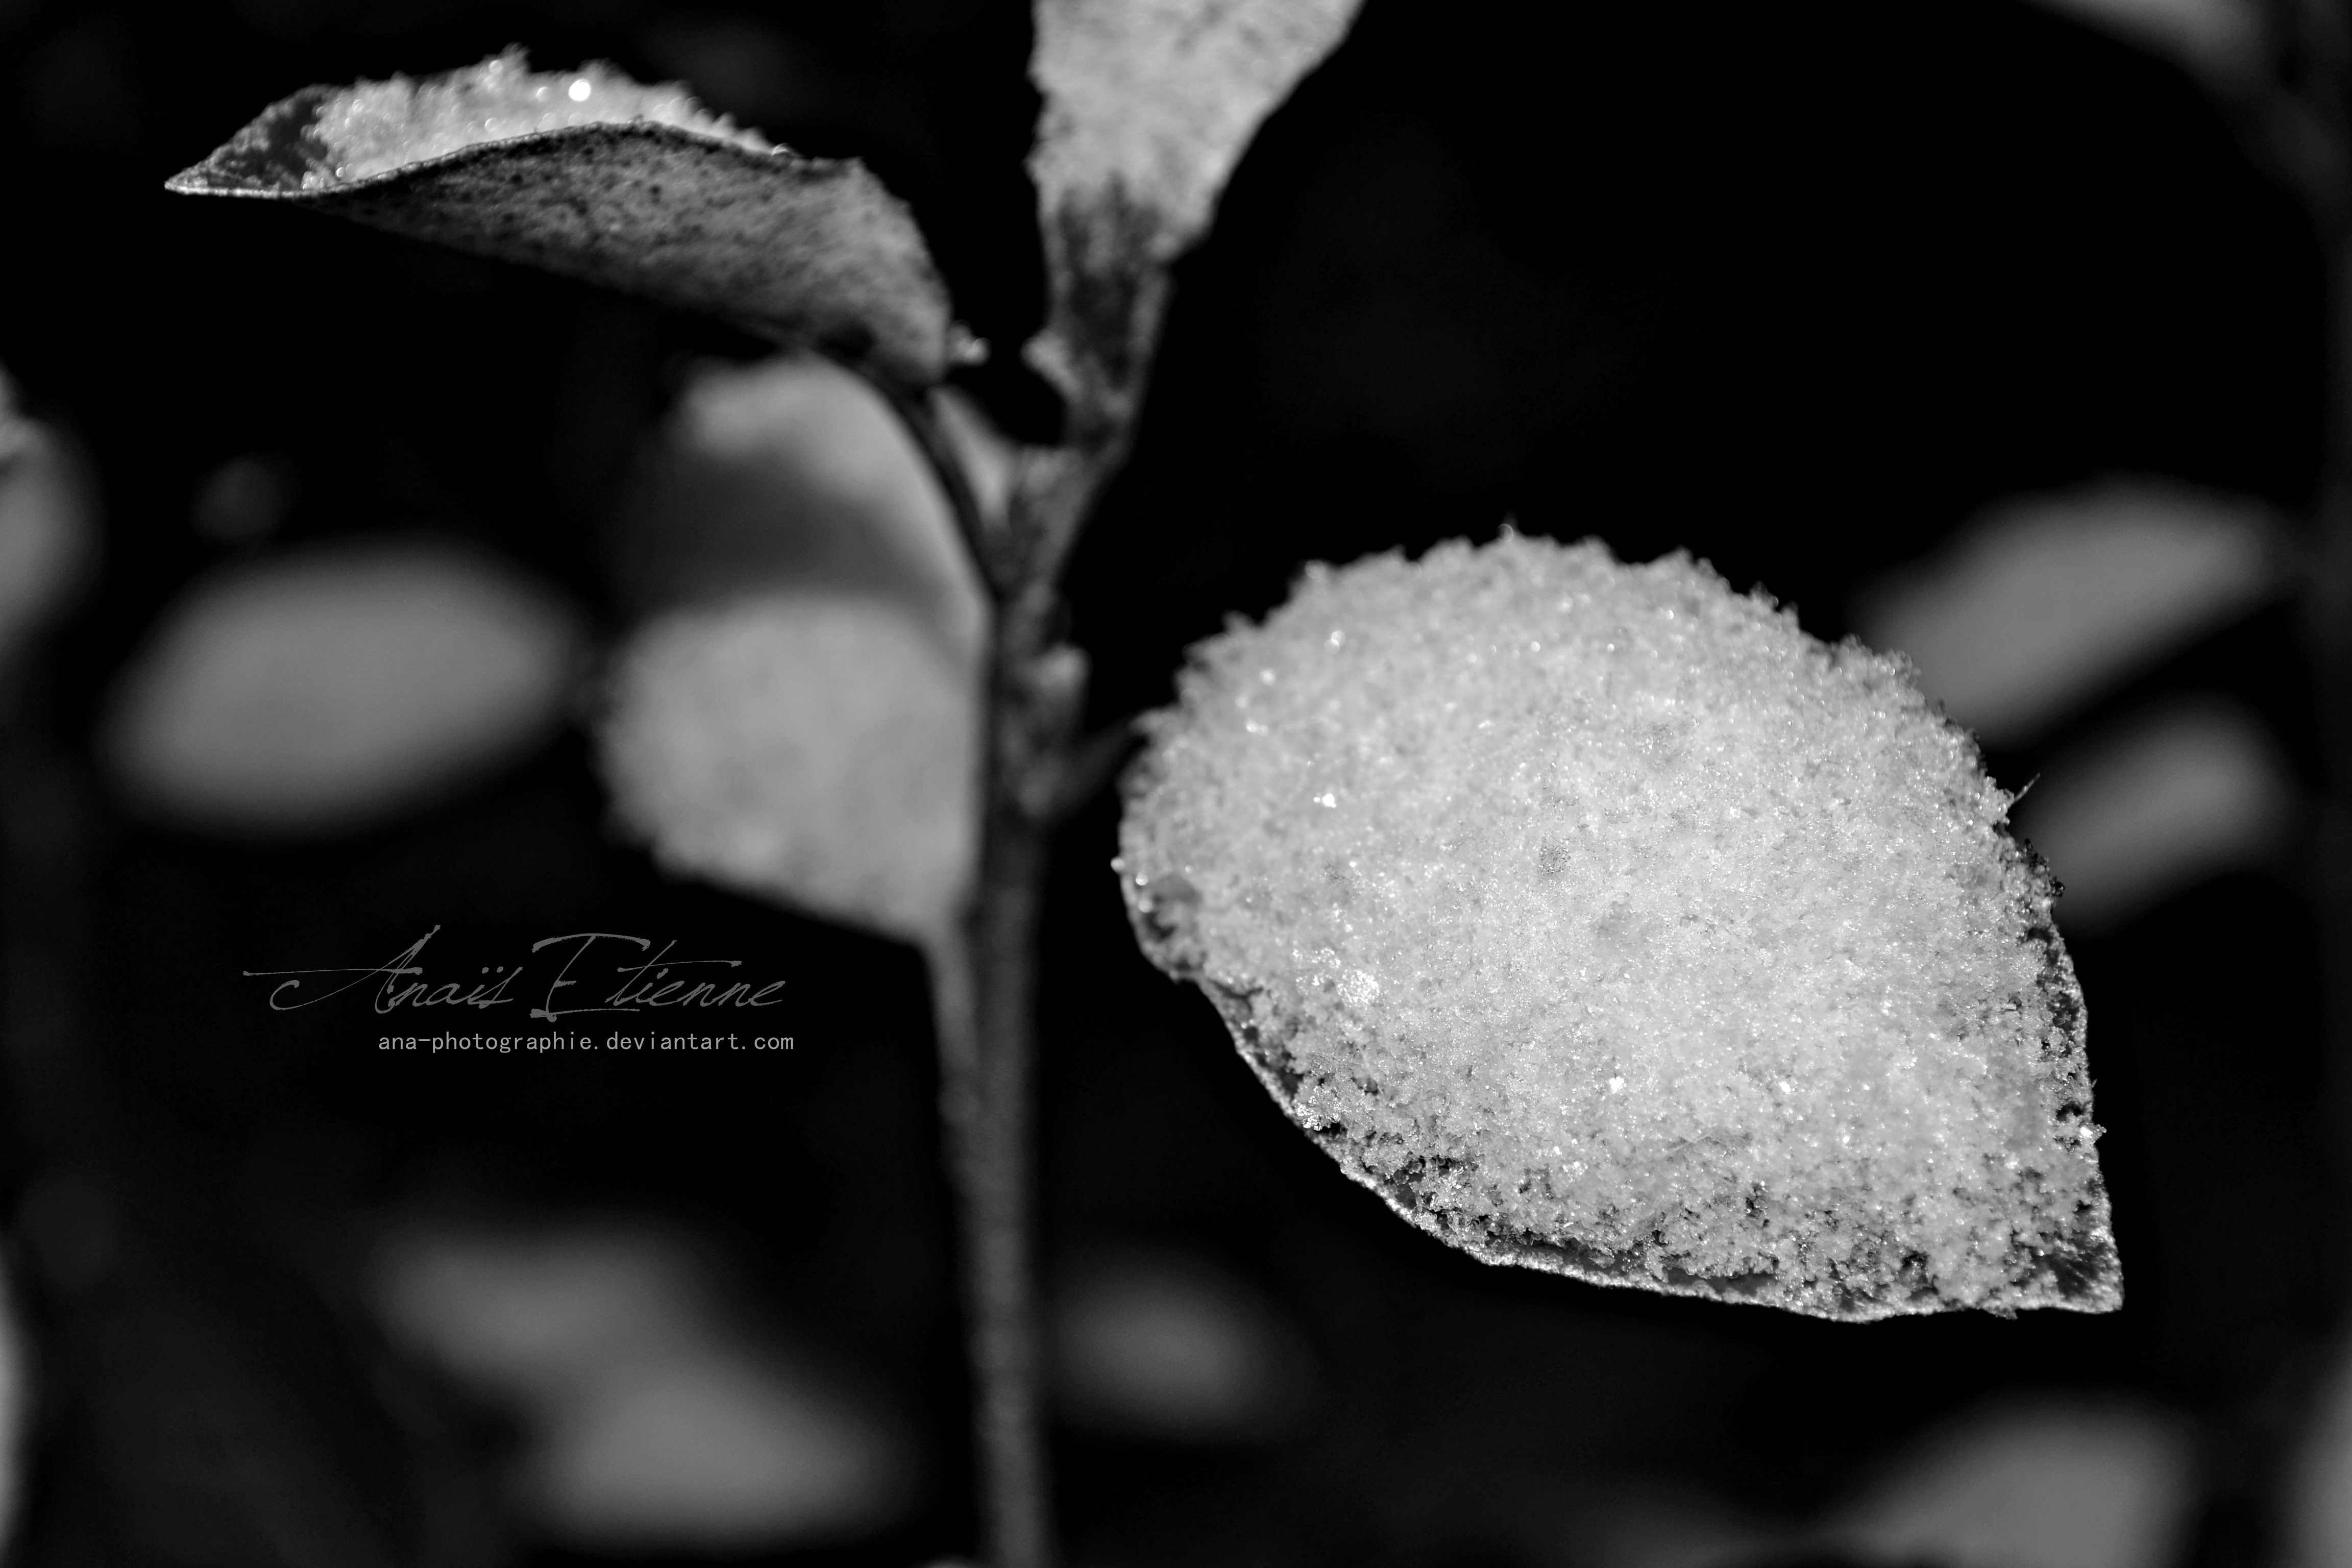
1028;0;1362;405
293;47;774;182
598;594;979;944
1117;534;2120;1321
167;50;952;388
100;540;586;837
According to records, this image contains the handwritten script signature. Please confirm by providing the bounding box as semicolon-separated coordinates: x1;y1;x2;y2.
244;928;786;1021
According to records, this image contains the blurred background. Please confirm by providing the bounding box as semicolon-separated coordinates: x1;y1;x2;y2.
0;0;2344;1565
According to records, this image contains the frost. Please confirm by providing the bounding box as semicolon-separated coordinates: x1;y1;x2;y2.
167;52;953;387
301;47;771;186
1030;0;1360;265
1117;533;2121;1321
1028;0;1363;404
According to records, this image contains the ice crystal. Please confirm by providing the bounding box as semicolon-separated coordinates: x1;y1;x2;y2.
308;47;770;188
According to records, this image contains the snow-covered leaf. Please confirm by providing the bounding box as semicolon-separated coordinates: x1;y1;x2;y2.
167;51;953;388
1120;535;2118;1321
101;539;586;836
1028;0;1363;408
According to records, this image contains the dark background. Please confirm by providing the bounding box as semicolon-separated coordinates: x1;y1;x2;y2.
0;1;2337;1565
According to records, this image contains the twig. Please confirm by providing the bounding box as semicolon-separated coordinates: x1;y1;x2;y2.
890;360;1132;1567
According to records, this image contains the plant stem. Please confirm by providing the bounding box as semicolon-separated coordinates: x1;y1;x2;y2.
900;382;1113;1567
938;797;1053;1568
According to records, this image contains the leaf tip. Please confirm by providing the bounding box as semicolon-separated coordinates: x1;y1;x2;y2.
166;84;338;199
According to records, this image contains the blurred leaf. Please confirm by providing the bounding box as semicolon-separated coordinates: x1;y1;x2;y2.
0;1254;23;1548
599;593;979;944
2288;1329;2352;1568
0;370;100;677
167;55;954;388
1850;479;2287;747
100;539;587;837
1824;1399;2197;1568
372;1221;910;1552
2026;0;2261;78
612;355;987;668
1049;1248;1315;1442
2013;699;2298;933
1028;0;1364;412
599;356;985;943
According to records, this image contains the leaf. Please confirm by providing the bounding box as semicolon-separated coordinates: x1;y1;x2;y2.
595;355;986;943
2024;0;2260;78
371;1221;910;1550
1117;534;2121;1322
1825;1401;2197;1568
0;1252;23;1547
611;355;987;668
167;52;954;389
598;593;980;945
100;539;587;837
0;369;99;675
1028;0;1364;411
2012;699;2296;934
1848;479;2285;746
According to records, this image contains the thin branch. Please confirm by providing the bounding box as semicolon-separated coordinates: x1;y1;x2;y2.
877;378;1003;595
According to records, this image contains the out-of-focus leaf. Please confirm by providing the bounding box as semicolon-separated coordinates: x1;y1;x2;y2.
599;356;985;943
100;539;587;837
1049;1248;1315;1442
599;592;979;944
372;1221;909;1551
0;370;99;676
1824;1399;2197;1568
2013;699;2298;933
0;1254;23;1549
2288;1329;2352;1568
2026;0;2260;78
1028;0;1363;411
167;53;953;388
1850;479;2286;747
612;355;987;667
